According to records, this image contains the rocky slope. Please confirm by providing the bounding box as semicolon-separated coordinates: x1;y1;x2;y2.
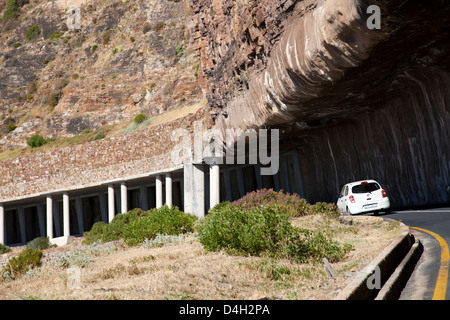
0;0;203;151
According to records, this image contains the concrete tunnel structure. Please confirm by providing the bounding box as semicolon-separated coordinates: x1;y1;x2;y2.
0;151;304;246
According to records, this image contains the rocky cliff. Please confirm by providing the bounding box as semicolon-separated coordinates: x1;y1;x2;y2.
190;0;449;207
0;0;203;150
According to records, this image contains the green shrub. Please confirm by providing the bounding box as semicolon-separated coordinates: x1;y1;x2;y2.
49;31;64;40
13;42;21;48
175;45;183;57
7;124;16;132
2;249;42;280
27;81;38;94
92;44;98;52
130;36;135;42
281;228;353;263
133;113;147;125
25;25;40;41
27;134;47;148
83;206;197;247
231;189;340;218
232;189;310;217
47;90;62;108
0;243;12;255
153;21;165;32
198;202;352;263
83;208;145;244
93;132;105;140
123;205;197;246
197;203;292;256
26;237;55;250
3;0;20;20
102;29;112;44
309;202;340;218
194;63;200;79
111;45;123;55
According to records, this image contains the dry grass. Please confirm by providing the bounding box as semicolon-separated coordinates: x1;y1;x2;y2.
0;215;403;300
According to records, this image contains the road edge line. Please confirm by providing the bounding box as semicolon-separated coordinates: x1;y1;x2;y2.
411;227;449;300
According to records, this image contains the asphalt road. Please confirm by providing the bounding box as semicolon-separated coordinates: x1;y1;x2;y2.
382;207;450;300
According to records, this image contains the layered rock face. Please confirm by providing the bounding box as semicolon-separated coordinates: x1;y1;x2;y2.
191;0;450;207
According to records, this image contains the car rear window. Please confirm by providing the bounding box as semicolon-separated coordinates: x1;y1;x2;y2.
352;182;380;194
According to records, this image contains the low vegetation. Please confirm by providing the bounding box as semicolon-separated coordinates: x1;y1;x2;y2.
83;206;197;247
83;189;352;264
26;134;47;148
0;190;403;299
2;0;27;20
1;249;42;280
25;24;40;41
198;190;352;263
133;113;147;125
0;243;12;254
26;237;55;251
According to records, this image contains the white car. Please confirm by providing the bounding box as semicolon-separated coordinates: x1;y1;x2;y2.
337;180;390;215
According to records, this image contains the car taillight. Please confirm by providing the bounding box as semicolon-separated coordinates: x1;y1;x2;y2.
382;190;387;198
349;195;355;203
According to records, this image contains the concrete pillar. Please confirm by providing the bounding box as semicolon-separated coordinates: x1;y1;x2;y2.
165;173;172;207
46;195;53;240
210;160;220;208
99;192;108;222
108;184;115;222
291;150;306;198
36;203;46;237
254;165;263;190
140;186;149;211
120;182;128;213
63;192;70;238
223;169;232;202
75;197;84;235
236;167;245;197
280;155;290;193
156;175;163;209
18;207;26;244
0;204;4;244
183;163;205;218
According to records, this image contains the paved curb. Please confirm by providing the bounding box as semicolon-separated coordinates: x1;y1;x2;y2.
335;219;421;300
375;236;423;300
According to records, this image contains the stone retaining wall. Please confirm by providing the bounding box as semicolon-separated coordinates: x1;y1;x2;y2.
0;107;212;201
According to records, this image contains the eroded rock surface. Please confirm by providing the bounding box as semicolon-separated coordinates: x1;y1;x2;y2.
191;0;450;207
